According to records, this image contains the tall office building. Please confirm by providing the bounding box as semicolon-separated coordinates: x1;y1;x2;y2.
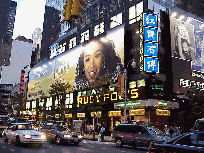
0;0;17;42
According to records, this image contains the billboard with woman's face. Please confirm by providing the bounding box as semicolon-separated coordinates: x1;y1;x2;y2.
27;24;124;100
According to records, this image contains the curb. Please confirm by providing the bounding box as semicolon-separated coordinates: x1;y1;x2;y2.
83;137;112;142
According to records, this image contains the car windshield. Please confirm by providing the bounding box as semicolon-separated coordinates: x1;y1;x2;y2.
147;127;164;135
17;124;32;130
55;125;70;132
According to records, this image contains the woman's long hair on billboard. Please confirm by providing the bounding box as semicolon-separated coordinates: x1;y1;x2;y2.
74;35;122;91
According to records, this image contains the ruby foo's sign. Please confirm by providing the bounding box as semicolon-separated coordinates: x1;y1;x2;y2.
77;88;140;106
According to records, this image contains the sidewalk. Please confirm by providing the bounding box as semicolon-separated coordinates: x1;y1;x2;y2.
83;133;113;142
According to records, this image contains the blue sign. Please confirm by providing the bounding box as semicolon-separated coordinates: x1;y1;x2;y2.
144;42;158;57
143;13;157;27
144;27;158;42
144;57;159;73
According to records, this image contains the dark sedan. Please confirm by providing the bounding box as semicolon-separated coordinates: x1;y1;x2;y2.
40;124;83;145
148;132;204;152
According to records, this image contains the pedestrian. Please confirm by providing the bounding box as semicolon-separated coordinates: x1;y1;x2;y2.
100;126;106;142
173;126;177;137
90;125;93;135
169;126;174;138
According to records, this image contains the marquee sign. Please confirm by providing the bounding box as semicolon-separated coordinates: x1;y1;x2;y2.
179;78;204;90
77;88;139;106
139;13;159;73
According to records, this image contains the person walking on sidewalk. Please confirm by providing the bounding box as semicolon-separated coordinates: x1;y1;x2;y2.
100;126;106;142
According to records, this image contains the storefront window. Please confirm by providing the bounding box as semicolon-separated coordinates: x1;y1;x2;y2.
46;97;52;110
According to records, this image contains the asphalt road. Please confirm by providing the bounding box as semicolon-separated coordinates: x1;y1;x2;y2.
0;138;148;153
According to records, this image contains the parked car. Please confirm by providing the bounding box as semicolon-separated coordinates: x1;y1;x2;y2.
111;124;170;149
39;124;83;145
148;132;204;152
3;123;47;145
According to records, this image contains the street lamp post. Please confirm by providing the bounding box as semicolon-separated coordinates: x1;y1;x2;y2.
116;59;136;124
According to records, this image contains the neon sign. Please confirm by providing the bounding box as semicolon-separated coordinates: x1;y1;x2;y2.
139;13;159;73
77;89;139;106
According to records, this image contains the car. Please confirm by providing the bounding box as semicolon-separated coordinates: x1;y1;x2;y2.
111;124;170;149
39;124;83;145
148;131;204;152
3;123;47;145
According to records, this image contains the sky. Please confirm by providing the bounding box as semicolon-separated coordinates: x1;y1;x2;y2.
12;0;46;40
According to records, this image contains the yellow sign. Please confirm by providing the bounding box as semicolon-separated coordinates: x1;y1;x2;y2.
129;109;145;116
77;113;85;118
91;111;101;117
55;114;59;118
65;113;72;118
108;111;121;117
156;109;170;116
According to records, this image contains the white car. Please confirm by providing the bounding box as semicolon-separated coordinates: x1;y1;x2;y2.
3;123;47;145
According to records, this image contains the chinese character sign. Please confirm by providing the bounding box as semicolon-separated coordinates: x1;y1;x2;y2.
144;27;158;42
144;57;159;73
143;13;157;27
144;42;158;57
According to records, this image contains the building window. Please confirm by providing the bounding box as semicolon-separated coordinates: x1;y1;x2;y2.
59;42;66;54
129;1;143;25
81;30;89;43
4;58;6;61
110;13;122;29
46;97;52;110
94;22;104;37
69;37;76;49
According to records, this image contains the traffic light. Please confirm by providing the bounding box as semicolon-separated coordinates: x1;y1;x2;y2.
71;0;85;19
62;0;73;23
20;70;25;94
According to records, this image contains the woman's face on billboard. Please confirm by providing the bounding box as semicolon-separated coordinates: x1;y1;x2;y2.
83;40;104;84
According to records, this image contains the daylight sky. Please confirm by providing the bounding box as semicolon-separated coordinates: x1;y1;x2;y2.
12;0;46;40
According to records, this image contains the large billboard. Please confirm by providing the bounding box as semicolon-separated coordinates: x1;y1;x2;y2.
170;7;204;74
27;24;125;100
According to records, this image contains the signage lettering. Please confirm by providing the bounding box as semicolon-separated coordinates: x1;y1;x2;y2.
77;88;139;106
179;78;204;90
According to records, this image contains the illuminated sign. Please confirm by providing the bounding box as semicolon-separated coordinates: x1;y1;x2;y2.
117;102;141;107
65;113;72;118
144;42;158;57
150;84;163;90
77;113;85;118
156;109;170;116
28;24;125;100
179;78;204;90
143;27;158;42
144;57;159;73
139;13;159;73
77;88;139;106
55;114;59;118
20;69;25;94
143;13;158;27
158;102;167;105
129;109;145;116
108;111;121;117
91;111;102;118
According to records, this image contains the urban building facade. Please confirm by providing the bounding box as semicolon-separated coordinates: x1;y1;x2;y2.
25;0;204;132
0;0;17;42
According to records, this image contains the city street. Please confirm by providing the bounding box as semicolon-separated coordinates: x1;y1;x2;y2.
0;138;147;153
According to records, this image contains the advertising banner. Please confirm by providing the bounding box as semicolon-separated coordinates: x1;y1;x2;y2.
27;24;125;100
170;7;204;75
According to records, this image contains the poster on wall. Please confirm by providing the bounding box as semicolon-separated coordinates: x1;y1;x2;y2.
170;7;204;74
27;24;125;100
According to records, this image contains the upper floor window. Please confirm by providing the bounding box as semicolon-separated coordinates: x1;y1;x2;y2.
59;42;66;54
69;37;76;49
81;30;89;43
110;13;122;29
129;1;143;25
94;22;104;37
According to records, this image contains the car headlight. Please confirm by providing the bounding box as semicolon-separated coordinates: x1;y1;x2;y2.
41;135;46;139
78;135;83;139
63;135;71;138
23;135;32;139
